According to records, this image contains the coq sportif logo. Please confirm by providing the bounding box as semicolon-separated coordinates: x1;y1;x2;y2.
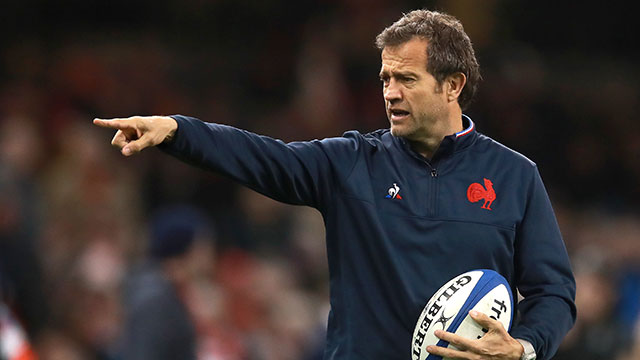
385;183;403;199
467;178;496;210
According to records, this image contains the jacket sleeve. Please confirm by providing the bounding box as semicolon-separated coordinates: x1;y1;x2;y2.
510;166;577;360
157;115;361;210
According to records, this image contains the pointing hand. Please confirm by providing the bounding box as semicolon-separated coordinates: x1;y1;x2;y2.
93;116;178;156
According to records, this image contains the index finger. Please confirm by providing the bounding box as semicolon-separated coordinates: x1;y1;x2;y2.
469;310;505;331
434;329;475;351
93;117;136;130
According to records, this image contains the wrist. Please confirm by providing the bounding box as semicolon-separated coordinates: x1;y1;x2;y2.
163;116;178;143
516;339;536;360
506;337;524;360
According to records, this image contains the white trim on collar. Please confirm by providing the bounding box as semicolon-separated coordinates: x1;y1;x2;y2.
455;115;475;138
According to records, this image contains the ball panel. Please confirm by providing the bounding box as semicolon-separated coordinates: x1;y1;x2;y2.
412;269;513;360
454;284;513;341
431;269;500;351
412;270;484;360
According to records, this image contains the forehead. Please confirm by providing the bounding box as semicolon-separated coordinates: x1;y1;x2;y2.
380;37;429;73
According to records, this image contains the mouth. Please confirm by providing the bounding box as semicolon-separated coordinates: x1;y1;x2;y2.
389;108;411;122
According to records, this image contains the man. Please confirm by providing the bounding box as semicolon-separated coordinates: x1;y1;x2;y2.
95;10;575;360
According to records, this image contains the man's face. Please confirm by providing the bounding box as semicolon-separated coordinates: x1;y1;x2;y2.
380;37;448;140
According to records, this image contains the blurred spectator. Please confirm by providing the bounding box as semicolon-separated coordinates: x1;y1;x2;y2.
120;205;210;360
34;120;140;359
618;317;640;360
0;118;48;338
554;247;633;360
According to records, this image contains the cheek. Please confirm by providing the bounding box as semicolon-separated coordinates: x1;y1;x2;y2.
408;92;433;111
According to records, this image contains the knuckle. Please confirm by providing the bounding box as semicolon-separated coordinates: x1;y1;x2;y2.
136;116;148;126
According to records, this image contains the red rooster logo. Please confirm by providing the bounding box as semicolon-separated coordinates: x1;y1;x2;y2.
467;178;496;210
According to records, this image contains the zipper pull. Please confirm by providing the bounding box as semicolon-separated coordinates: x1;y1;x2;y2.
431;168;438;177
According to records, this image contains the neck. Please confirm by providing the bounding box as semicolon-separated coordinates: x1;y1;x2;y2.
408;108;463;159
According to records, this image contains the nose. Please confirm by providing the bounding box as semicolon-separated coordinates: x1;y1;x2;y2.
383;79;402;103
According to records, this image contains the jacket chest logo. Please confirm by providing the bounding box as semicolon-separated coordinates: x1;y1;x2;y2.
385;183;403;199
467;178;496;210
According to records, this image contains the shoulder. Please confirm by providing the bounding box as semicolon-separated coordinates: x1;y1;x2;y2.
342;128;388;142
473;132;537;169
339;128;394;149
316;128;390;152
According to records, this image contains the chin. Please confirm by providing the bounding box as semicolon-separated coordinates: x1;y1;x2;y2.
390;124;410;138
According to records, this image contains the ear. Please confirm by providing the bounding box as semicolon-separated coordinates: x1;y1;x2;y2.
445;72;467;103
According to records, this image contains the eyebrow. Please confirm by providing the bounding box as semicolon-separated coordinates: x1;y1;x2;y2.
379;70;419;78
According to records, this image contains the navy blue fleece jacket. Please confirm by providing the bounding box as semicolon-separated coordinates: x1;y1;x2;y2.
159;114;576;360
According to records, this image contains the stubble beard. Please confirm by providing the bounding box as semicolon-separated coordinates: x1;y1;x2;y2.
390;125;410;137
389;114;419;139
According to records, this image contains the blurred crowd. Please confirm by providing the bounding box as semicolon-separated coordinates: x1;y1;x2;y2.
1;0;639;359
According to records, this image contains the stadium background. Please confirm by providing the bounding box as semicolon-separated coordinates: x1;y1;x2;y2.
1;0;638;359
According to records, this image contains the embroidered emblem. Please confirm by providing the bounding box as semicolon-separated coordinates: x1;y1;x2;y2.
385;183;403;199
467;178;496;210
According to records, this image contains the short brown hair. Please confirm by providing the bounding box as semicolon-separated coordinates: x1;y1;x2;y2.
376;10;480;110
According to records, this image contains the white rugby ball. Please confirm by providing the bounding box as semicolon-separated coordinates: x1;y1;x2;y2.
411;269;513;360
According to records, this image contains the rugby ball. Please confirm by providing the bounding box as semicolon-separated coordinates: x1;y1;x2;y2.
411;269;513;360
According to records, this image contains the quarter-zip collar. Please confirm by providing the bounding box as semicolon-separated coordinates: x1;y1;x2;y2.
393;114;478;163
439;114;477;157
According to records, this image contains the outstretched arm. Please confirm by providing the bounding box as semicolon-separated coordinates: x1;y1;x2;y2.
94;115;362;209
93;116;178;156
